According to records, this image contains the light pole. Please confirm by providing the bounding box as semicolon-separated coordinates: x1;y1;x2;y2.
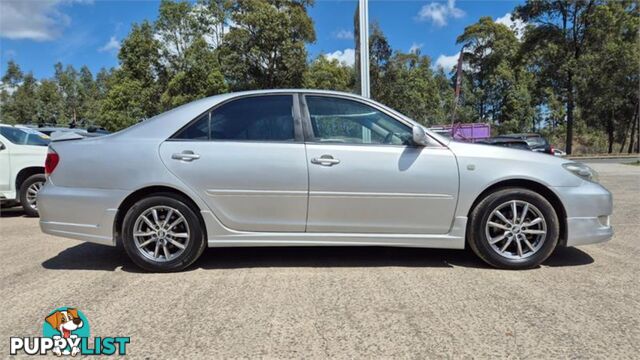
358;0;370;98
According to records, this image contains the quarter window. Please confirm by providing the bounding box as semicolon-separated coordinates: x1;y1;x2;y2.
305;96;412;145
173;113;209;140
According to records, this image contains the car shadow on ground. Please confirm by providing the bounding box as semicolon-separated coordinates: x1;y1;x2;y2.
41;242;594;273
0;207;28;218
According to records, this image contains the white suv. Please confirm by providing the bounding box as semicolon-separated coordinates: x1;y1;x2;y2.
0;124;49;216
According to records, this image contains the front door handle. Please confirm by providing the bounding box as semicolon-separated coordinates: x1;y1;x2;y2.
311;155;340;166
171;151;200;161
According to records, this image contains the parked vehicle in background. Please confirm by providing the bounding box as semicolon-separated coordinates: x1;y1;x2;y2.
496;133;553;154
38;90;613;272
476;137;532;150
429;123;491;142
17;125;109;137
553;148;567;157
0;124;48;216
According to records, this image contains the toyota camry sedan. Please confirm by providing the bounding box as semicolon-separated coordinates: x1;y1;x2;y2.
37;90;613;272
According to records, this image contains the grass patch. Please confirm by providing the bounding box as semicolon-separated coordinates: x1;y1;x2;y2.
624;160;640;166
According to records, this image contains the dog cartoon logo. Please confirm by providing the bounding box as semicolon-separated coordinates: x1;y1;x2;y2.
43;307;90;356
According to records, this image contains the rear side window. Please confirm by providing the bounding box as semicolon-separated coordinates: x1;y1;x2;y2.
211;95;294;141
0;127;28;144
173;95;295;142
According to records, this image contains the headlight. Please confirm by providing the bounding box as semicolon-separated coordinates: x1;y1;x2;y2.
562;162;599;183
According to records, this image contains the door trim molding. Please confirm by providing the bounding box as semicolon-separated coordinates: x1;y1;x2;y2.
206;189;307;197
310;191;454;199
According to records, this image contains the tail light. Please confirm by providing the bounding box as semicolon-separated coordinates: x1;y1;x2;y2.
45;148;60;177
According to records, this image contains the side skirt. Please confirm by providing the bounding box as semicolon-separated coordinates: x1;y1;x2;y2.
206;216;467;249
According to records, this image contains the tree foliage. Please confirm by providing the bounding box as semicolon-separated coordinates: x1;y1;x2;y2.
219;0;316;90
303;56;354;92
0;0;637;154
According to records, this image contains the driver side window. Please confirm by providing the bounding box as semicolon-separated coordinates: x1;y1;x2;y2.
305;96;412;145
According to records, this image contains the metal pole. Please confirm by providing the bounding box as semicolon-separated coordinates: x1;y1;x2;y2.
358;0;370;98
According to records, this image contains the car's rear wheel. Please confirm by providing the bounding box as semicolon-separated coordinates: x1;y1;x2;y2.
122;194;206;272
19;174;45;217
468;188;559;269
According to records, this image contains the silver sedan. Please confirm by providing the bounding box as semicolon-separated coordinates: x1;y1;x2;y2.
37;90;613;272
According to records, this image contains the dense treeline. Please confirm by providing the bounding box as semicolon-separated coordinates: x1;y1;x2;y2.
0;0;637;154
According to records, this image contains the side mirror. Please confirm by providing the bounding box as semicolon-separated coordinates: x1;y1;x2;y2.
412;125;429;146
0;142;5;151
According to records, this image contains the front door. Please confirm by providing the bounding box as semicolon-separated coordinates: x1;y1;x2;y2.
302;95;459;234
160;94;308;232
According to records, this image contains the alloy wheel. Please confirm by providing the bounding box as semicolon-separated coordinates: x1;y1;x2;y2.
485;200;547;260
132;206;190;262
26;181;44;211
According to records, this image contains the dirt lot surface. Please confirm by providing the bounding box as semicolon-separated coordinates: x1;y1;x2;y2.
1;162;638;359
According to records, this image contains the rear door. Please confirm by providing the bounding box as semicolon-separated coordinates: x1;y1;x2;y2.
302;95;459;234
160;94;309;232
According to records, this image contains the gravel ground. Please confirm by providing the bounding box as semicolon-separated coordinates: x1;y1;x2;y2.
1;162;638;359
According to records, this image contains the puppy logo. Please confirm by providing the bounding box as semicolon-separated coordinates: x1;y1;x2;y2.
43;307;90;356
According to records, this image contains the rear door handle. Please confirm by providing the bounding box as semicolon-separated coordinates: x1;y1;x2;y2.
171;151;200;161
311;155;340;166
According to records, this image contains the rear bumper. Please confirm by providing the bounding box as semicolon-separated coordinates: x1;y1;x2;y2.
554;181;613;247
38;181;127;246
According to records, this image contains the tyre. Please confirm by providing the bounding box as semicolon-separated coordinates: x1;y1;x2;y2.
468;188;559;269
19;173;46;217
122;194;206;272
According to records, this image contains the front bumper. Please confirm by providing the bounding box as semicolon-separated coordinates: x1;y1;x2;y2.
38;181;128;246
554;181;613;247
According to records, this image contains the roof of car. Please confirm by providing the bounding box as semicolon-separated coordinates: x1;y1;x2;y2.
114;89;429;141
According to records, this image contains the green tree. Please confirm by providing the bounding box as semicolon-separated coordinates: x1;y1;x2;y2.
382;52;442;125
576;0;639;153
196;0;232;47
0;61;24;124
364;25;449;125
99;76;148;131
10;73;38;124
35;80;63;125
77;66;101;125
219;0;316;90
100;21;164;129
54;63;81;125
456;16;535;133
156;0;202;72
1;60;23;87
368;22;392;102
161;36;228;108
515;0;599;154
303;56;354;92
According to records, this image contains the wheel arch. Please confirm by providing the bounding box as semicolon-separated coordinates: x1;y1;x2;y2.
15;166;45;191
467;179;567;246
114;185;207;246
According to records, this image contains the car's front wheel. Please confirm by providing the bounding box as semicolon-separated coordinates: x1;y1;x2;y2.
468;188;559;269
122;194;206;272
19;173;46;217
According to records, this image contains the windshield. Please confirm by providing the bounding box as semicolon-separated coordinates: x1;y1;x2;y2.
525;136;547;146
0;127;50;146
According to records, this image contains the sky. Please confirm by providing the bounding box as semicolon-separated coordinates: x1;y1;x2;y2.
0;0;524;80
